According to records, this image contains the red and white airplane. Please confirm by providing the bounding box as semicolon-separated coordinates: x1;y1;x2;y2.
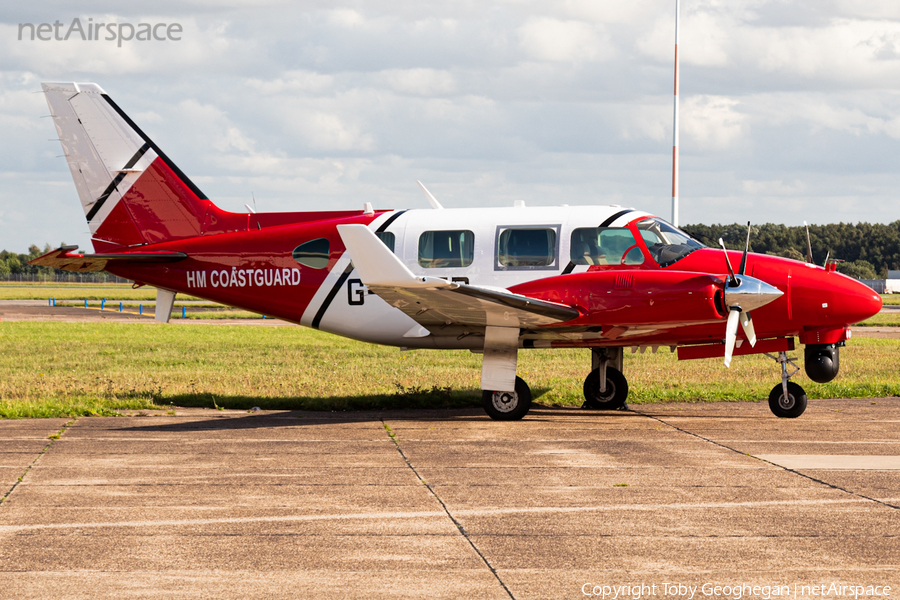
32;82;882;420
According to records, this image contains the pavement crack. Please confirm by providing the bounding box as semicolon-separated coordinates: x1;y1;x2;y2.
0;418;75;507
381;421;515;600
630;408;899;511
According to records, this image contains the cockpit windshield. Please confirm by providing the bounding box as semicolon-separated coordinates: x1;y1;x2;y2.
636;218;705;266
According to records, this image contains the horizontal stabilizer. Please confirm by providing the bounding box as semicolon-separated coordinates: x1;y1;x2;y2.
29;245;187;273
337;224;452;289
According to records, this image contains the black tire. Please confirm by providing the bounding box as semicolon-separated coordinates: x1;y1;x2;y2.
483;376;532;421
582;367;629;410
768;381;807;418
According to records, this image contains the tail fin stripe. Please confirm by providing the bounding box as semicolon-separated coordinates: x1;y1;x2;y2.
123;142;151;170
87;172;126;222
101;94;208;201
86;142;152;222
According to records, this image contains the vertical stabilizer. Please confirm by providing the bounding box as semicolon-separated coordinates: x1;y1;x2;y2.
42;82;245;252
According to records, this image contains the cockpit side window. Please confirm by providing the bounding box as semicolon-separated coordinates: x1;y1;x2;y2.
570;227;643;266
375;231;395;252
636;218;705;267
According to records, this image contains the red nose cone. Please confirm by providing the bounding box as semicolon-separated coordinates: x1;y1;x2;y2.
835;275;882;325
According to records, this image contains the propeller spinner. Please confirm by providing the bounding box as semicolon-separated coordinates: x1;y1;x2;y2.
718;223;783;367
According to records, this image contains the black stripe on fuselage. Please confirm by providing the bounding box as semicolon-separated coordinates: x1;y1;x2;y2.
312;212;406;328
599;209;634;229
311;263;355;329
376;210;407;233
85;142;151;222
562;261;576;275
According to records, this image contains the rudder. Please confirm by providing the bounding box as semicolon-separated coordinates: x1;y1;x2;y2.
43;82;242;252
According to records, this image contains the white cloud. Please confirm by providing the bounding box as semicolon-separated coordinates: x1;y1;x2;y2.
613;101;670;143
750;19;900;82
378;68;457;96
683;95;746;148
327;9;368;29
637;9;731;67
741;179;807;196
517;17;614;62
557;0;668;24
748;93;900;139
246;70;334;95
297;111;374;152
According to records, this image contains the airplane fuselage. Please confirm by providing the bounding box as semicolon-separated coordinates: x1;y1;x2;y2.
105;205;880;353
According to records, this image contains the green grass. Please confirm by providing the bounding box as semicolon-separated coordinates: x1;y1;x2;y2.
857;313;900;327
1;322;898;418
185;310;267;320
881;295;900;306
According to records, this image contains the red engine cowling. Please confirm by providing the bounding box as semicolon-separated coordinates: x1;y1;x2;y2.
510;270;726;327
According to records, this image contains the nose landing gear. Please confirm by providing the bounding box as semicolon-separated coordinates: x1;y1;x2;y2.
582;348;630;410
583;366;629;410
765;351;807;418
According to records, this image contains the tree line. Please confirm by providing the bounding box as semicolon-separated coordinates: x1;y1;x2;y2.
0;245;56;278
3;221;900;281
0;245;119;283
683;221;900;280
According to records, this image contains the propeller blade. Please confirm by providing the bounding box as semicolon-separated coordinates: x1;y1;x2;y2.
804;221;814;264
724;308;741;367
740;311;757;347
738;221;750;276
718;238;738;287
823;250;830;268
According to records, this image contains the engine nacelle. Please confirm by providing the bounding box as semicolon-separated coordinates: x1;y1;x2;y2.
804;344;840;383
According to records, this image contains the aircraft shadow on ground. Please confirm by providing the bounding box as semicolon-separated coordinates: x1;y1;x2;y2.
154;386;553;414
118;387;660;432
120;402;763;433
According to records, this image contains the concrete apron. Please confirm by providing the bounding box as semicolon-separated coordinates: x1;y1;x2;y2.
1;399;898;599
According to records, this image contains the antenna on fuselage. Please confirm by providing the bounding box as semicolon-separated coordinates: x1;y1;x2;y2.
671;0;680;226
244;192;258;214
803;221;814;264
416;180;444;210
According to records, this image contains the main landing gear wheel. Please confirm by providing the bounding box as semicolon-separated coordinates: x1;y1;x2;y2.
768;381;807;419
582;367;629;410
483;376;532;421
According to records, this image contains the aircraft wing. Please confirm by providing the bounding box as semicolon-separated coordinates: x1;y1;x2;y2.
29;245;187;273
337;225;579;333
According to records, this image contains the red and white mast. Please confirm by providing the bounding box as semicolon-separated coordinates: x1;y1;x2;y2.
671;0;680;226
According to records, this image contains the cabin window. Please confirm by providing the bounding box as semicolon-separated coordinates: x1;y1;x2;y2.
570;227;644;266
418;230;474;268
375;231;395;252
497;227;558;269
292;238;330;269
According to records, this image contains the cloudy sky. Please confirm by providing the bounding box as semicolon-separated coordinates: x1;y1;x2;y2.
1;0;899;253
